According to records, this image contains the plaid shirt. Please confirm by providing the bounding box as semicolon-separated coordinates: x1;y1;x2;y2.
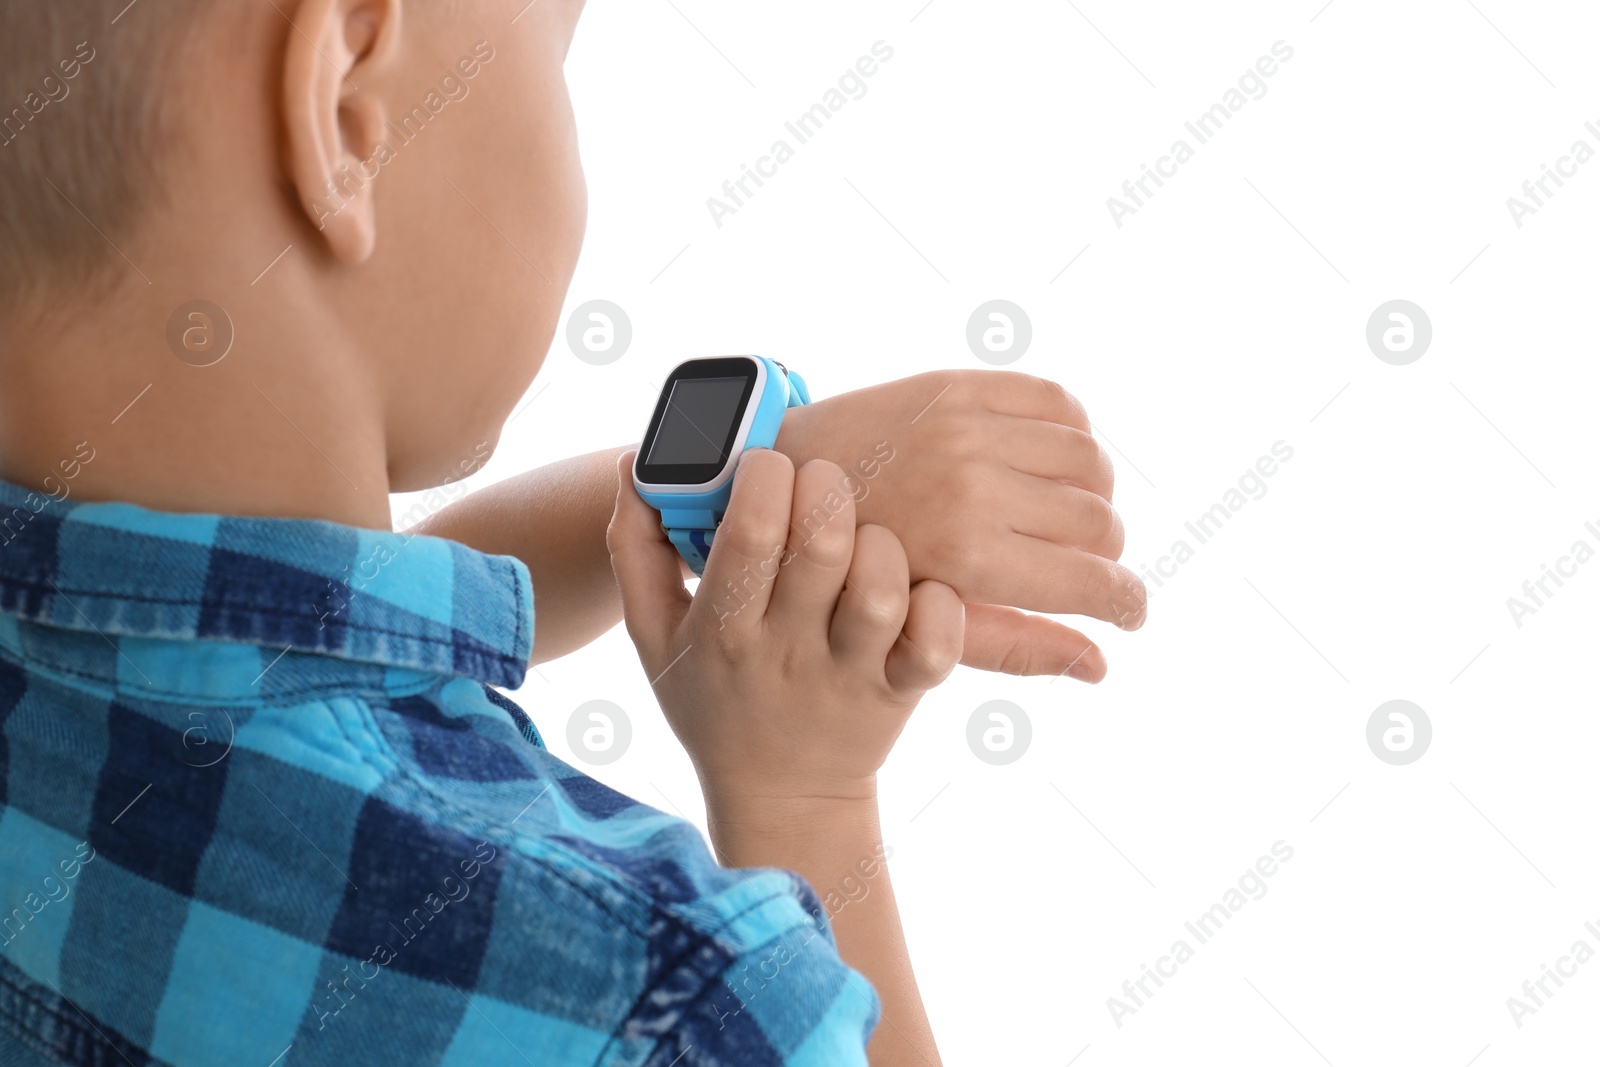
0;479;877;1066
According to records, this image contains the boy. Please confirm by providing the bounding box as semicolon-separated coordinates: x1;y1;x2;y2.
0;2;1143;1064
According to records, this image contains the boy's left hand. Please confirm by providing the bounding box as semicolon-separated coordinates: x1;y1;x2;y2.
417;368;1145;678
775;369;1146;682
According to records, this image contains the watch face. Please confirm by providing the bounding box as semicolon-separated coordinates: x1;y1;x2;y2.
636;357;761;486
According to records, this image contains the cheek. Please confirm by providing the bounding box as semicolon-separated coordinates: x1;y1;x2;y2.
497;95;586;377
527;84;587;281
371;27;585;459
411;137;578;385
462;67;584;295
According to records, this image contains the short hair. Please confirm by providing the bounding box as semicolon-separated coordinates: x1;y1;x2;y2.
0;2;206;309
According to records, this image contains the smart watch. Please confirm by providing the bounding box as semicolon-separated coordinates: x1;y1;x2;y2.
634;356;811;576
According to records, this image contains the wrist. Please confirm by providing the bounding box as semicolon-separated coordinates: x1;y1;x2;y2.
771;398;818;465
702;780;881;869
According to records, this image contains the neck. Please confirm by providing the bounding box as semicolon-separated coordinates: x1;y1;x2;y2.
0;277;395;530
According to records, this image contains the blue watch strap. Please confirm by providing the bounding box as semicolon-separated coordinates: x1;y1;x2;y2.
668;526;715;577
783;369;811;406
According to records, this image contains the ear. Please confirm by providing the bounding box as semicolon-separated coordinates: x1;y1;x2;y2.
282;0;401;263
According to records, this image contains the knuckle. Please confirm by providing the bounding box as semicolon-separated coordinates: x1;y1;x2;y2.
700;570;771;638
1067;427;1112;489
1080;492;1117;547
1032;373;1068;401
1102;506;1126;560
719;519;780;564
939;417;981;458
788;507;853;568
857;583;908;629
856;522;907;565
943;369;981;404
926;532;981;589
948;460;993;510
851;526;908;597
1029;374;1088;427
793;519;853;569
708;617;746;656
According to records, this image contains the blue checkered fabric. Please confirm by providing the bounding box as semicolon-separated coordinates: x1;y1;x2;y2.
0;480;877;1065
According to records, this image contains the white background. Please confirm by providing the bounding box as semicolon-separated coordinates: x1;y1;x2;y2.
396;2;1600;1062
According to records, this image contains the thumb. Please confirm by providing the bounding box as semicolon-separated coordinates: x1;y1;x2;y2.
607;450;693;665
959;603;1108;681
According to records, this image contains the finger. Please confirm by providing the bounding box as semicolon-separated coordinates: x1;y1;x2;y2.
766;459;857;634
691;448;794;634
968;533;1149;630
828;524;910;668
989;415;1115;499
884;580;964;694
959;603;1107;681
607;450;693;663
970;371;1091;432
999;470;1125;560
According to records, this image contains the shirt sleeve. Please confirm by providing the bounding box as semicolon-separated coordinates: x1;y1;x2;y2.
629;913;881;1067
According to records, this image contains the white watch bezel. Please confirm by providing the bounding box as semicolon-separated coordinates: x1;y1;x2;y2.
634;355;767;496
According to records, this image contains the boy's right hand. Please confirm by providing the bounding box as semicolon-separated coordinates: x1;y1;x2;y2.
610;448;955;1065
607;448;963;813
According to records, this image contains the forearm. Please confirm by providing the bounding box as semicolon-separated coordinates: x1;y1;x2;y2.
704;792;941;1067
411;446;629;663
410;409;828;663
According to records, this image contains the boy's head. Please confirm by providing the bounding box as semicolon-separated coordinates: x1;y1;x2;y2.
0;0;586;505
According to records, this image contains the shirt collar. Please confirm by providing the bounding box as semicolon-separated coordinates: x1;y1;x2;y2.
0;478;533;690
